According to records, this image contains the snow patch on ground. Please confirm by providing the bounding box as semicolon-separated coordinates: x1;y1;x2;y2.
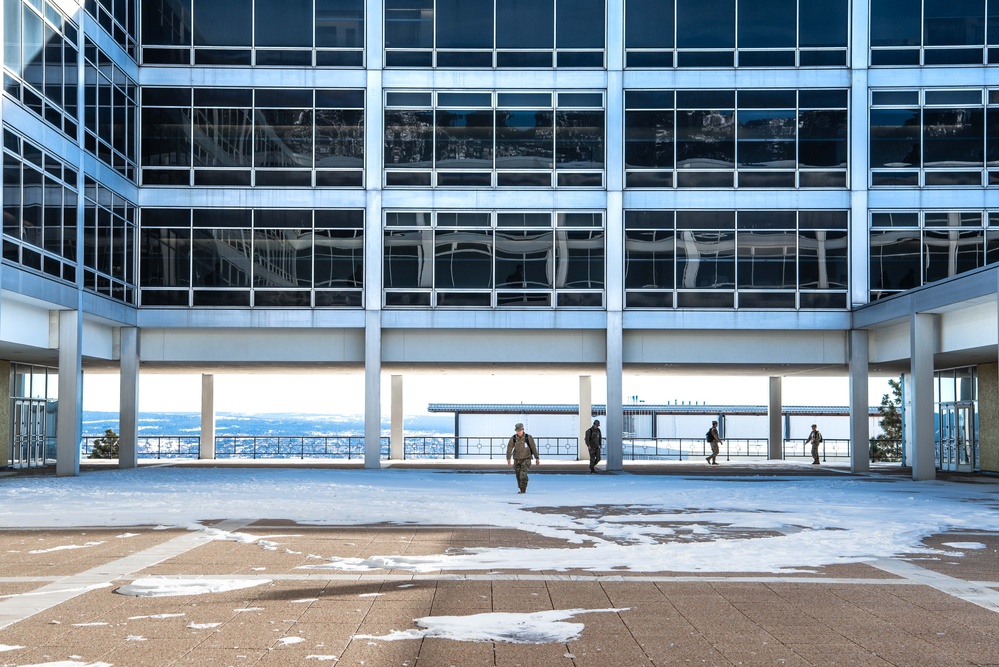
941;541;987;550
355;608;627;644
114;578;271;597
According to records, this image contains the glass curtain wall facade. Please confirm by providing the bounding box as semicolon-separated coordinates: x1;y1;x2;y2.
6;1;999;319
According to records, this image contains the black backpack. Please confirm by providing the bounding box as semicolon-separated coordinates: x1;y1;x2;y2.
705;428;713;442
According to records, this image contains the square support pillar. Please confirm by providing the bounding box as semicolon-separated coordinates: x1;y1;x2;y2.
910;313;937;481
364;310;382;469
605;312;623;472
767;377;782;460
200;374;215;460
390;375;403;460
118;327;140;469
849;330;870;473
56;310;82;477
578;375;592;461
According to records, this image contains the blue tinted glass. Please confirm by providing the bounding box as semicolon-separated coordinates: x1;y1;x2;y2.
737;0;794;49
924;0;985;46
385;0;433;48
800;0;847;47
193;0;250;46
556;0;604;48
255;0;311;47
438;92;492;107
497;0;554;48
498;92;552;107
436;0;493;48
676;0;734;48
626;0;674;48
871;0;921;47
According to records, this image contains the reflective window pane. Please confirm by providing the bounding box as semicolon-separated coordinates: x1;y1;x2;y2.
799;230;848;289
869;108;921;168
924;0;984;46
255;0;312;47
435;109;495;169
737;230;795;289
870;229;920;292
314;229;363;287
436;0;492;48
555;110;604;168
556;0;604;49
800;0;847;47
385;110;434;168
254;109;313;168
384;229;432;287
192;229;252;287
316;109;364;167
435;229;493;288
676;230;735;288
922;108;984;167
924;229;984;282
193;108;253;167
871;0;921;47
497;0;554;48
799;110;848;168
385;0;433;48
625;230;674;289
495;110;554;168
737;0;794;49
193;0;250;46
676;110;735;168
625;110;674;168
625;0;674;48
676;0;734;48
736;109;795;169
495;229;554;287
252;229;312;287
316;0;364;47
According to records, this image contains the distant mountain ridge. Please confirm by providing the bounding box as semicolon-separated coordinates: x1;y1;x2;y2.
83;412;453;437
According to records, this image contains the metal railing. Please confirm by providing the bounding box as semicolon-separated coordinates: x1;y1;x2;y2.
78;434;881;462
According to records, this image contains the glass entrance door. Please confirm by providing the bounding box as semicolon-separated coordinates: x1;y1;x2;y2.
938;402;976;472
11;398;47;468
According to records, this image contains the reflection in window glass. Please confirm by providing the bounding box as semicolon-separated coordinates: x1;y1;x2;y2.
799;231;848;289
384;110;434;168
676;110;735;168
435;110;495;170
869;108;921;168
192;108;253;167
496;0;554;48
384;229;432;288
676;0;734;48
922;108;984;167
924;229;984;282
436;0;492;48
255;0;312;47
737;0;794;49
556;0;604;49
193;0;251;46
870;229;921;294
252;228;312;287
254;109;313;168
435;229;493;288
496;230;554;288
192;228;252;287
385;0;433;48
676;230;735;289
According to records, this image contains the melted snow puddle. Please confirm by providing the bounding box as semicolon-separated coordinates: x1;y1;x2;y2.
114;578;271;597
355;608;627;644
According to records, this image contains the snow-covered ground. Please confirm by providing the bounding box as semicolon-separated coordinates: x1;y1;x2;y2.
2;466;997;574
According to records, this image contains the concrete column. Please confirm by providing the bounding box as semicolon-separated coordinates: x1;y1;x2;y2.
767;377;782;459
910;313;937;480
56;310;82;477
605;312;624;471
578;375;592;461
390;374;403;460
0;360;10;466
977;362;999;473
200;374;215;460
849;329;871;473
118;327;140;469
364;310;382;469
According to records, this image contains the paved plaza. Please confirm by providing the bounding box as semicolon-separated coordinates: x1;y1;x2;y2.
0;462;997;667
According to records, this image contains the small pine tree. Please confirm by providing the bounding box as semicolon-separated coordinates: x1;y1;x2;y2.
89;428;120;459
870;378;903;462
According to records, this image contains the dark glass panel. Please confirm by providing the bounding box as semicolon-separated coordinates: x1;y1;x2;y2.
625;230;674;288
192;290;250;306
736;109;795;169
558;92;603;108
798;110;848;168
736;230;795;289
255;50;312;66
496;50;553;67
556;0;604;48
626;171;673;187
495;229;554;287
192;108;252;167
140;228;190;287
256;89;312;108
142;208;190;227
626;291;673;308
738;210;795;229
676;290;733;308
437;292;491;306
434;229;492;288
677;90;734;109
316;50;364;66
141;289;189;306
800;211;847;229
557;292;602;307
254;171;311;186
194;48;251;65
737;292;795;308
314;229;363;286
799;292;846;309
193;208;250;227
798;50;847;66
316;0;364;47
556;51;604;67
871;0;921;47
626;90;673;109
436;0;492;48
143;87;189;107
316;170;363;186
626;51;674;67
800;0;847;47
4;0;21;73
676;51;733;67
437;171;491;185
253;290;310;306
255;0;311;47
436;51;493;67
193;170;251;185
677;210;734;229
626;0;674;48
384;229;432;288
676;109;734;169
496;0;554;48
990;0;999;44
192;0;250;46
987;107;999;165
871;211;918;227
22;7;43;89
922;108;984;167
676;0;733;48
676;171;732;187
737;50;794;67
438;92;491;107
142;168;189;185
925;211;982;226
800;90;848;109
195;88;252;107
385;110;434;168
557;172;602;186
385;0;433;48
869;108;921;168
386;91;432;107
924;170;982;185
251;228;311;287
625;210;675;229
385;171;432;185
924;0;984;46
924;47;984;63
556;230;604;288
497;212;551;227
625;110;674;168
384;291;432;306
737;0;793;48
434;110;494;170
739;90;795;109
496;291;551;306
315;109;364;168
924;229;984;282
191;228;252;287
676;230;735;288
499;92;552;107
253;109;313;168
317;89;364;108
555;110;604;169
871;170;918;186
497;171;552;186
315;209;363;228
496;110;554;169
870;229;921;293
384;50;433;67
315;288;363;305
870;48;920;65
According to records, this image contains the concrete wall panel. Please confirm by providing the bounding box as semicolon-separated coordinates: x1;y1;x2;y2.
939;303;998;354
383;330;606;365
869;322;911;364
0;298;52;349
623;330;848;366
139;329;365;364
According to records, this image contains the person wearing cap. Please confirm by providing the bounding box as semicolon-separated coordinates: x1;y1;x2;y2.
804;423;823;465
584;419;602;473
506;422;540;494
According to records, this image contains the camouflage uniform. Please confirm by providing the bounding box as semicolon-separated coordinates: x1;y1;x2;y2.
806;426;823;464
585;420;602;472
506;427;540;493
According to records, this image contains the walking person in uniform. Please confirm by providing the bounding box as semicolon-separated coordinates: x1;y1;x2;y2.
805;423;823;465
706;420;721;465
584;419;602;473
506;422;540;493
